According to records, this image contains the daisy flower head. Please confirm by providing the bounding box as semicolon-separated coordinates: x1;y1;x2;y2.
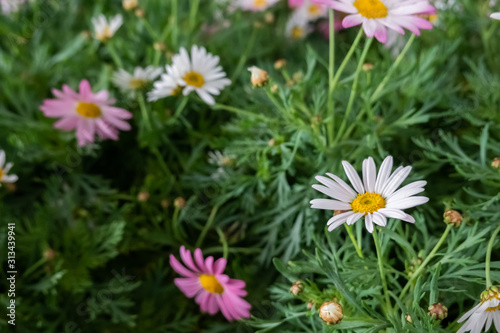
286;10;311;39
148;45;231;105
113;66;163;96
310;156;429;233
0;150;18;186
40;80;132;147
91;14;123;42
457;286;500;333
294;0;328;20
169;246;251;321
315;0;435;43
236;0;280;11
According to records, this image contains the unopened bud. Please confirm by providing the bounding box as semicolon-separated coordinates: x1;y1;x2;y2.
264;12;275;24
428;303;448;320
405;314;413;323
248;66;269;87
154;42;166;51
43;248;56;260
274;59;287;70
443;210;462;227
290;281;305;296
138;192;149;202
319;300;343;325
174;197;186;209
122;0;138;10
270;84;279;94
362;63;373;71
135;8;145;18
492;157;500;168
307;300;314;309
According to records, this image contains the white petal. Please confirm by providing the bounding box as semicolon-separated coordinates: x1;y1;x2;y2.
315;175;356;201
458;303;481;323
326;173;358;198
372;212;387;227
400;214;415;223
346;212;364;225
386;180;427;202
491;12;500;20
362;157;377;192
493;312;500;332
327;212;354;231
342;161;365;194
310;199;352;211
374;156;393;193
0;150;5;168
312;184;352;202
386;196;429;210
381;166;412;197
485;313;493;331
365;213;374;233
377;208;407;220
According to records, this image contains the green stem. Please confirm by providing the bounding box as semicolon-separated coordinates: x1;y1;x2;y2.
106;42;123;68
151;147;174;180
327;9;336;147
345;224;364;259
196;205;219;248
216;227;229;259
335;37;373;144
171;0;178;48
137;93;152;131
330;29;364;92
172;206;183;241
372;228;391;312
400;224;452;299
370;34;415;103
230;26;258;83
189;0;200;33
485;225;500;288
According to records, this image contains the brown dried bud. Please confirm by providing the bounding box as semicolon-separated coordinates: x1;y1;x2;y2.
443;210;462;227
307;300;314;309
319;300;343;325
290;281;305;296
428;303;448;320
135;8;145;18
248;66;269;87
122;0;138;10
43;248;56;261
362;63;374;71
174;197;186;209
274;59;287;70
137;192;149;202
492;157;500;168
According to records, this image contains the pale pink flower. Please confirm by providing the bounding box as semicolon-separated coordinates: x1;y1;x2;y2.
313;0;435;43
169;246;251;321
40;80;132;147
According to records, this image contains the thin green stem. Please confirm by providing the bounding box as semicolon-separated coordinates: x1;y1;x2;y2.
372;228;391;312
137;93;152;131
335;37;373;144
171;0;178;48
330;29;364;92
172;206;184;241
189;0;200;33
106;42;123;68
345;224;364;258
151;147;174;180
327;9;336;147
230;26;258;83
216;227;229;259
196;205;219;248
370;34;415;103
400;224;452;299
485;225;500;288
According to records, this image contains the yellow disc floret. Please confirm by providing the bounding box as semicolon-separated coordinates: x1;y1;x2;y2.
76;102;102;118
351;192;386;215
183;71;205;88
353;0;388;19
199;274;224;294
129;78;148;89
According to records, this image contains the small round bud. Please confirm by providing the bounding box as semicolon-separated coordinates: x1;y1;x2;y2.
135;8;145;18
153;42;166;51
307;300;314;309
292;71;304;83
43;248;56;260
270;84;279;94
362;63;373;71
290;281;305;296
428;303;448;320
492;157;500;168
319;300;343;325
137;192;149;202
161;199;170;208
122;0;138;10
405;314;413;323
274;59;287;70
443;210;462;227
268;138;276;147
248;66;269;87
174;197;186;209
264;12;275;24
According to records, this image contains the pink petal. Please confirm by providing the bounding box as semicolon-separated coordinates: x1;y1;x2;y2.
169;254;197;277
76;119;95;146
174;277;203;298
53;116;79;130
102;106;133;119
40;100;74;117
342;14;364;28
205;293;219;315
194;248;207;272
213;258;227;275
374;25;387;43
101;113;131;131
79;80;92;98
204;256;214;275
180;246;201;273
95;119;119;140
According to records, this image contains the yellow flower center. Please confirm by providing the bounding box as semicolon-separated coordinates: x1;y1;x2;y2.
308;4;321;17
129;78;148;89
96;26;112;41
172;85;184;96
183;71;205;88
199;274;224;294
351;192;386;215
0;168;3;179
76;102;102;118
254;0;267;8
292;27;305;39
353;0;388;19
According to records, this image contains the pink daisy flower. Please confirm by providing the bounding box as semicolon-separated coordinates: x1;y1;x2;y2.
313;0;435;43
40;80;132;147
169;246;251;321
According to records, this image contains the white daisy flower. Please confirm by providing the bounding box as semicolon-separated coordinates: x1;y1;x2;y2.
113;66;163;96
296;0;328;21
1;0;25;14
310;156;429;233
286;9;311;40
148;45;231;105
91;14;123;42
0;150;18;186
236;0;280;11
457;286;500;333
491;12;500;20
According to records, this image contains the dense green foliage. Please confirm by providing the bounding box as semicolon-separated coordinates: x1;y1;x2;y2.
0;0;500;332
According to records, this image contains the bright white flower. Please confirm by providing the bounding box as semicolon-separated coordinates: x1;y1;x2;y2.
148;45;231;105
91;14;123;42
310;156;429;233
457;286;500;333
1;0;25;14
491;12;500;20
315;0;435;43
286;10;311;39
236;0;280;11
113;66;162;96
297;0;328;20
0;150;18;186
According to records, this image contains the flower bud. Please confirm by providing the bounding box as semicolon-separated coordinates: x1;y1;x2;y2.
290;281;305;296
270;84;279;94
43;248;56;261
174;197;186;209
405;314;413;323
362;63;373;71
319;300;343;325
154;42;166;51
492;157;500;168
307;300;314;309
428;303;448;320
138;191;149;202
264;12;275;24
135;8;145;18
248;66;269;87
122;0;138;10
274;59;287;70
443;210;462;227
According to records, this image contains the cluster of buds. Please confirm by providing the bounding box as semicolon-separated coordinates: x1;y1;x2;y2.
319;300;343;325
248;66;269;87
290;280;305;296
443;210;463;227
428;303;448;320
